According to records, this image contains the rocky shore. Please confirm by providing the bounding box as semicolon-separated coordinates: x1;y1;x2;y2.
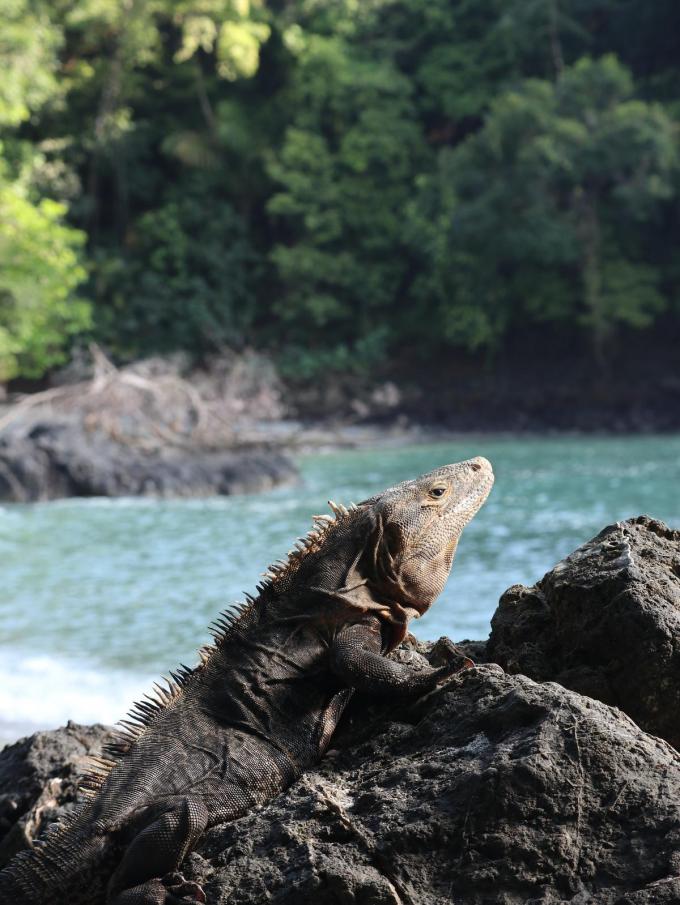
0;352;300;501
4;340;680;503
0;419;298;501
1;516;679;903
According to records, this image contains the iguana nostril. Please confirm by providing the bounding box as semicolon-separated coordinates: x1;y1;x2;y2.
470;462;482;471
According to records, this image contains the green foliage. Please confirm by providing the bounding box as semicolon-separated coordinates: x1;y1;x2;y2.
93;182;259;357
1;0;679;379
0;2;88;380
267;33;425;356
0;0;62;127
0;165;89;379
173;0;271;80
409;56;676;350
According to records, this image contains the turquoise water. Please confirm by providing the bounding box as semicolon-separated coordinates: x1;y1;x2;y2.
1;435;679;745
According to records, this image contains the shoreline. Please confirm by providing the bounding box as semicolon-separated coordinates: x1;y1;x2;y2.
217;417;680;459
5;402;679;444
0;408;678;504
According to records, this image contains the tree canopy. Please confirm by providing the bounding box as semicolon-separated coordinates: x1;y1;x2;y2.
1;0;678;379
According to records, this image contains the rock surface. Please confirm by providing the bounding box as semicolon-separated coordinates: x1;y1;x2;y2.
0;420;298;501
186;666;680;905
487;516;680;748
0;722;112;867
1;667;680;904
2;518;680;903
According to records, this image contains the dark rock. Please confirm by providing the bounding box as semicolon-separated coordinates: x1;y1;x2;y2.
186;667;680;904
487;516;680;748
0;420;298;501
2;668;679;904
2;518;679;902
0;722;111;868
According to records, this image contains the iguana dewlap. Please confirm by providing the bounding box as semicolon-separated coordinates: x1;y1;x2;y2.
0;457;494;905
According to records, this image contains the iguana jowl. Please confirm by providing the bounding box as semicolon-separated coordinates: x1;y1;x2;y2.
0;457;494;905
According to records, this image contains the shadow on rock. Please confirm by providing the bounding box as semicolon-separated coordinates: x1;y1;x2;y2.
182;666;680;905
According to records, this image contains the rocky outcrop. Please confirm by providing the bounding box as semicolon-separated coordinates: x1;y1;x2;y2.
1;667;679;904
0;722;112;867
487;516;680;748
1;517;679;903
189;665;680;905
0;420;298;501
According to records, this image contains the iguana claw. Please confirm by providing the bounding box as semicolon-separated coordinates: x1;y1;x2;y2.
164;873;206;903
430;637;476;673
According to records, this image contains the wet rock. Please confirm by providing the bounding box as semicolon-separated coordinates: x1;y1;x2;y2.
2;669;679;904
487;516;680;748
0;419;298;501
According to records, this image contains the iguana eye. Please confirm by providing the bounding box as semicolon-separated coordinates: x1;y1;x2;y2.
428;485;447;499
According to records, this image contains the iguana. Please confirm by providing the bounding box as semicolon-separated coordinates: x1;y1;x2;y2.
0;457;494;905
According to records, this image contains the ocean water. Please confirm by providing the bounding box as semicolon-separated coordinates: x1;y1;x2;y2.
1;435;678;746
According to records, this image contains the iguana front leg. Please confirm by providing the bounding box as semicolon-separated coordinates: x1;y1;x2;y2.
330;620;465;698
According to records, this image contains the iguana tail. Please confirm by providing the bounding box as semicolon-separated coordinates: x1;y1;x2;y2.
0;809;114;904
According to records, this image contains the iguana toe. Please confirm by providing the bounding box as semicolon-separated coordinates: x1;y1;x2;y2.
430;637;476;673
164;873;206;903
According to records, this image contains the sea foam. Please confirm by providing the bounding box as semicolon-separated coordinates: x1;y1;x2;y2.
0;647;151;747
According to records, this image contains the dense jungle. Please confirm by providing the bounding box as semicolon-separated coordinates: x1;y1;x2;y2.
1;0;679;426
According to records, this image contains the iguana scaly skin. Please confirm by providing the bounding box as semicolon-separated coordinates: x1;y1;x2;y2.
0;458;494;905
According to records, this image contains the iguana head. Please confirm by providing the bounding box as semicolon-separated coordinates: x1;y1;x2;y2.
265;457;493;645
358;456;494;623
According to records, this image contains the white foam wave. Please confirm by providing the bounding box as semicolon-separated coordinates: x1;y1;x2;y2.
0;648;152;744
